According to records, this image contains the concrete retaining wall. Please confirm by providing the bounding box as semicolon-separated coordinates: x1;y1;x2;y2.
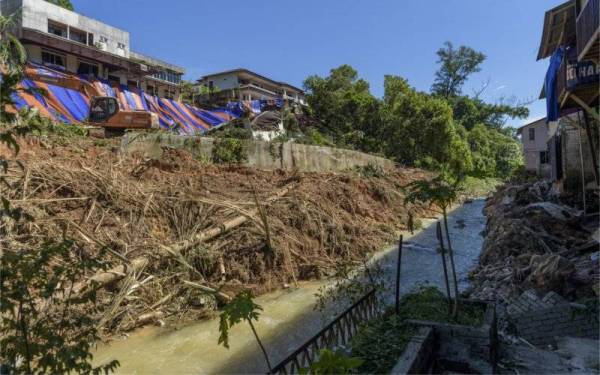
120;133;396;173
390;327;435;374
391;302;497;374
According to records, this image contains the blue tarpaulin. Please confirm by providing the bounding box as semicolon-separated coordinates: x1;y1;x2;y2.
545;46;564;123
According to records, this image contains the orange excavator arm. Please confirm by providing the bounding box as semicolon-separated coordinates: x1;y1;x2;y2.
25;68;158;133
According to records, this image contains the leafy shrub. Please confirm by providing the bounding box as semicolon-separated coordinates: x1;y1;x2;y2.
353;163;386;178
282;109;300;133
295;128;334;147
351;287;485;373
1;240;120;374
211;138;248;165
299;349;363;375
351;314;416;374
209;124;252;140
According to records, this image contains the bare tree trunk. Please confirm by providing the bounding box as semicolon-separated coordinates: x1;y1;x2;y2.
435;222;452;314
443;207;460;318
248;319;272;372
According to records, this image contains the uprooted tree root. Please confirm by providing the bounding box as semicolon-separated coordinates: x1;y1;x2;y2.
1;136;433;337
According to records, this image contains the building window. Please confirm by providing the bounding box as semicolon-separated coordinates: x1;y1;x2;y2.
146;85;155;95
151;70;181;85
77;61;99;77
99;36;108;43
540;151;549;164
42;50;66;68
117;42;126;49
48;21;67;38
69;28;87;44
528;128;535;141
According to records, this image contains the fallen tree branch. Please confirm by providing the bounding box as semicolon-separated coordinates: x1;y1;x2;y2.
182;280;232;304
72;185;294;297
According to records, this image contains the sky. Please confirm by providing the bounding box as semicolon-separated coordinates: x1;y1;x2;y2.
72;0;565;127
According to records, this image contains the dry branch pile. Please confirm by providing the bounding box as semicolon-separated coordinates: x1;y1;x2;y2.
1;136;431;336
469;181;599;302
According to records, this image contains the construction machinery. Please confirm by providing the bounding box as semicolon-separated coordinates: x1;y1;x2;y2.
27;70;159;135
88;96;158;135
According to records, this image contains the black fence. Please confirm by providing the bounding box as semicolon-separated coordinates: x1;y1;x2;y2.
268;289;381;375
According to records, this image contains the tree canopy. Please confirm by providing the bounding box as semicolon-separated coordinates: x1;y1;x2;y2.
431;42;486;99
45;0;74;10
303;42;528;179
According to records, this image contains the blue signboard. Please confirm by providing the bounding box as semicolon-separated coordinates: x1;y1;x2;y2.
566;60;600;89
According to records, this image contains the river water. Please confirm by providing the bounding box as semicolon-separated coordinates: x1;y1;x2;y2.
93;199;487;374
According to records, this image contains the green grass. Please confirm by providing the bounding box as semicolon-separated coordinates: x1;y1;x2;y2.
350;287;485;374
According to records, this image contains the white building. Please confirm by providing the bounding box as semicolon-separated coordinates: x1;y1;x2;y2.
196;69;306;106
517;118;551;177
0;0;184;99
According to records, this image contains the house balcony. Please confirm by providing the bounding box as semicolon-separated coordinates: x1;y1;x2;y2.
576;0;599;62
555;51;600;110
239;83;278;97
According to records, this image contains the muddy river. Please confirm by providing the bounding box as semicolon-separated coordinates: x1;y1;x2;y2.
93;199;487;374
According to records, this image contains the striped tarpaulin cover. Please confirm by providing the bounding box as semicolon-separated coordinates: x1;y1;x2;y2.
8;63;275;134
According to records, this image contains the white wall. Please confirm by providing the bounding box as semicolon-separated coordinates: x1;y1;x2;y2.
520;119;549;173
19;0;130;57
205;73;239;91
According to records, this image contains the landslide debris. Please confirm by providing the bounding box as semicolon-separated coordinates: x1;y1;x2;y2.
1;136;432;336
469;180;599;302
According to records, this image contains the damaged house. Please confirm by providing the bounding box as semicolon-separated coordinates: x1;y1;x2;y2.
537;0;599;203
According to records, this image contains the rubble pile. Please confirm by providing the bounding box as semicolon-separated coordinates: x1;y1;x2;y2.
469;181;599;301
1;136;433;336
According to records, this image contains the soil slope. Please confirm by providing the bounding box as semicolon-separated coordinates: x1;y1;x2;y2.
1;136;432;335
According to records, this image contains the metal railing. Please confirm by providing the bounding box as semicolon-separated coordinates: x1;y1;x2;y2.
268;289;381;375
576;0;599;59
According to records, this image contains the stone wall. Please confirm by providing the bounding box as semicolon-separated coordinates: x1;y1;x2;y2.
121;133;396;173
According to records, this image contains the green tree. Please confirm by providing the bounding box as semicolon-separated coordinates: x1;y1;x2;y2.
0;14;118;374
45;0;74;10
404;172;462;317
179;80;196;105
0;14;28;124
467;123;523;178
380;75;468;171
1;241;120;374
431;41;486;98
282;107;300;134
451;95;529;130
218;291;272;371
0;15;26;75
303;65;381;151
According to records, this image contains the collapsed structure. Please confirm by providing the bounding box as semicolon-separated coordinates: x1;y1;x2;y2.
535;0;599;200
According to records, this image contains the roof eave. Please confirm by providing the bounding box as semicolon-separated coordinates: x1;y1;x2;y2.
537;0;576;60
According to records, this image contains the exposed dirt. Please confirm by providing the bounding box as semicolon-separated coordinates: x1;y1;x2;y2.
1;135;433;336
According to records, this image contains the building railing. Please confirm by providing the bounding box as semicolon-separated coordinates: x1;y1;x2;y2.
268;289;381;375
576;0;599;59
239;83;278;97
